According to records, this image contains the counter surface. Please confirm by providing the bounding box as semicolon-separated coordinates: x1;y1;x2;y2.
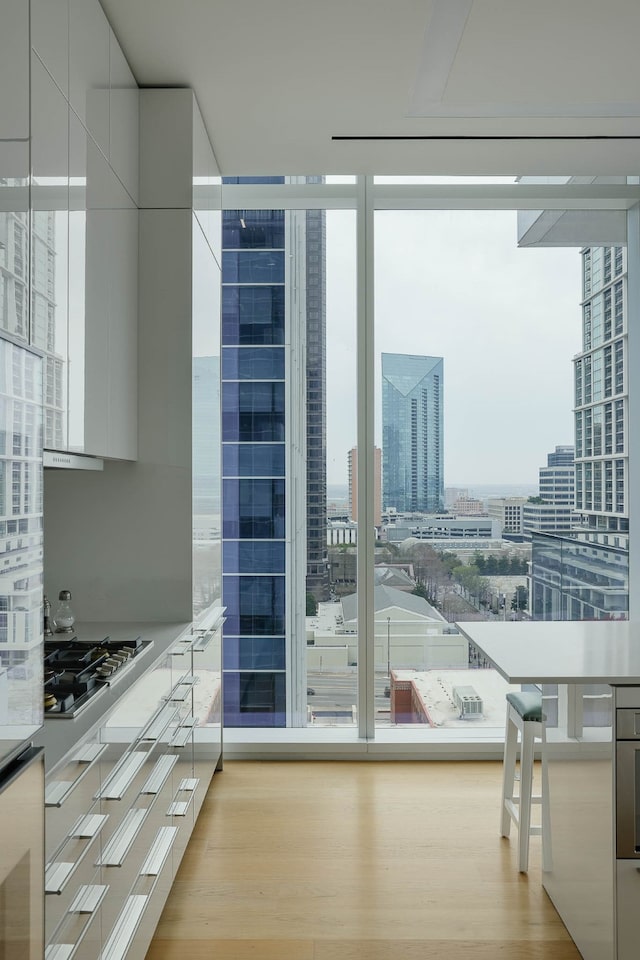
455;620;640;685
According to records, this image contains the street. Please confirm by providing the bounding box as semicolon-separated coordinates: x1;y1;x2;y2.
306;671;392;721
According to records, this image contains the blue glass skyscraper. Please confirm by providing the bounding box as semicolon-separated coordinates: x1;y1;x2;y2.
221;178;326;727
382;353;444;514
221;188;287;726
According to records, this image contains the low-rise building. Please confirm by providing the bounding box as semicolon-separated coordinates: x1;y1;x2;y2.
306;586;468;672
486;497;527;534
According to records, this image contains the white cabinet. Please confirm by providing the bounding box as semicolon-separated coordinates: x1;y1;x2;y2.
68;0;110;159
31;0;69;98
109;32;139;206
30;18;139;461
31;58;70;448
0;0;29;139
44;626;221;960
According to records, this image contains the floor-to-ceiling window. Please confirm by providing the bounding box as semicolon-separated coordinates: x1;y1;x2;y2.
219;175;638;747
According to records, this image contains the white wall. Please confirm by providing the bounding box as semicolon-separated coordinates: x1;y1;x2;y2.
44;90;219;624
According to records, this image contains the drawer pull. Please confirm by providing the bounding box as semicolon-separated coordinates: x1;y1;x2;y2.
96;752;147;800
97;809;148;867
139;704;179;742
45;861;74;895
101;895;148;960
71;743;106;765
169;717;196;749
45;945;74;960
139;827;178;876
69;814;109;839
178;778;199;792
140;755;178;795
68;884;108;915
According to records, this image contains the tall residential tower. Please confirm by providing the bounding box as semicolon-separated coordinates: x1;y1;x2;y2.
381;353;444;514
221;178;327;727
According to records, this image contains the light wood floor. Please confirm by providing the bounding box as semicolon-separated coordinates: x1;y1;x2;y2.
146;760;582;960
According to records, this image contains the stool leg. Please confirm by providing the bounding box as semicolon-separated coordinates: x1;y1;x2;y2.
541;727;552;872
501;705;518;838
518;720;535;873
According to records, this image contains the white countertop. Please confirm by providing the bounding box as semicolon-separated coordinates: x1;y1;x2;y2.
455;620;640;685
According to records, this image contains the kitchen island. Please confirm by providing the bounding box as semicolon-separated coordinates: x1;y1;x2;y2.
456;620;640;960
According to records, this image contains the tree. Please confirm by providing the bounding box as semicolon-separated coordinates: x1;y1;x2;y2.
306;593;318;616
484;555;498;575
412;582;429;601
512;585;528;612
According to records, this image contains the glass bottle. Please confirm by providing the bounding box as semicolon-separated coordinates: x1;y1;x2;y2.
54;589;75;634
43;595;53;636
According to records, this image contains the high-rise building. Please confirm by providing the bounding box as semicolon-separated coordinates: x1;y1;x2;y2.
348;446;381;526
303;192;330;604
523;446;576;536
220;178;326;727
573;245;628;549
530;245;629;620
381;353;444;514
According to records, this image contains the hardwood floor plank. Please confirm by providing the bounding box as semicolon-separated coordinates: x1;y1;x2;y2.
145;761;582;960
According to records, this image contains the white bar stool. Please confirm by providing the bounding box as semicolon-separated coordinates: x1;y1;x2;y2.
501;690;551;873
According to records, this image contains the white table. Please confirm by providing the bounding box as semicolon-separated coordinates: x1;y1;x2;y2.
455;619;640;685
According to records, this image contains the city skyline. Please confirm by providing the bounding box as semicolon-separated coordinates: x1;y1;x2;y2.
325;208;582;487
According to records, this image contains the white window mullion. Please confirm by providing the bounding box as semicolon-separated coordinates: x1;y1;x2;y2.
626;200;640;619
356;176;376;739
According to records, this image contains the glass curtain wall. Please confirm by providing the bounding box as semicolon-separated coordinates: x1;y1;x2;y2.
373;207;583;734
219;176;637;743
221;180;357;728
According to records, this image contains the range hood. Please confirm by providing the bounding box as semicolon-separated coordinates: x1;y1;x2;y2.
43;450;104;471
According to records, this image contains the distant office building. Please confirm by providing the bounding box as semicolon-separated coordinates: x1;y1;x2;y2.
445;487;469;507
546;444;575;468
486;497;527;534
540;445;575;504
304;195;330;604
327;521;358;545
523;445;577;536
384;515;501;543
452;497;485;515
382;353;444;513
348;446;381;526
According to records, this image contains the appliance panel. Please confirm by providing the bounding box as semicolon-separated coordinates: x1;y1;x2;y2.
0;747;45;960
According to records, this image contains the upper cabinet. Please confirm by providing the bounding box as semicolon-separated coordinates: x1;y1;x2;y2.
0;0;29;139
29;0;139;460
31;0;69;99
68;0;110;159
109;33;139;205
0;2;30;345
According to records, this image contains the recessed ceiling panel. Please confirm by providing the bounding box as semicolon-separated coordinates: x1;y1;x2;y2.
410;0;640;118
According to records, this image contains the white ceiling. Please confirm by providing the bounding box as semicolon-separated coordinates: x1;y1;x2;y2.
100;0;640;176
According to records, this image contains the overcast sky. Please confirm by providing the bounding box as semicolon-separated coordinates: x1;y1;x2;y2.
325;208;582;489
